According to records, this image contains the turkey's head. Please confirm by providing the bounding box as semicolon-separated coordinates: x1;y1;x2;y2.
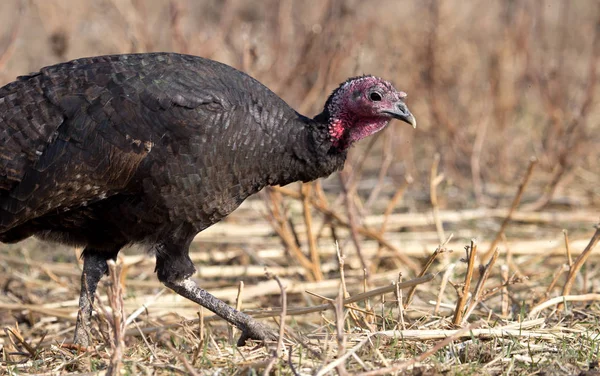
323;75;416;149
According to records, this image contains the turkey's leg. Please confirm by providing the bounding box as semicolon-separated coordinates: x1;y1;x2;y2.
155;241;275;345
73;247;119;347
163;278;276;345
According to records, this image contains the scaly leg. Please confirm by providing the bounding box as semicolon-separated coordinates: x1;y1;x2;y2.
73;247;119;347
163;278;276;345
155;241;276;345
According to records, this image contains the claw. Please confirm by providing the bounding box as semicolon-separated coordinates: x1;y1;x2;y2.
237;320;278;346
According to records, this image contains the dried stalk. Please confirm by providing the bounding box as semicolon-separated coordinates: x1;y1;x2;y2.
301;183;323;281
435;263;456;315
336;242;363;326
395;273;406;330
364;133;394;210
560;224;600;309
453;240;477;325
481;157;537;261
272;275;287;357
4;324;39;357
334;285;349;376
119;275;435;340
339;170;369;275
462;248;500;324
501;264;509;317
430;153;446;244
540;263;569;302
380;176;413;234
355;323;483;376
564;229;573;266
263;273;287;375
271;186;420;271
405;234;451;309
104;260;126;376
370;176;412;275
230;281;244;340
248;274;434;319
263;188;319;280
529;293;600;318
471;116;490;206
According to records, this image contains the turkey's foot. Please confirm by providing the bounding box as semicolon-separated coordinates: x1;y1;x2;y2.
237;319;278;346
164;277;278;346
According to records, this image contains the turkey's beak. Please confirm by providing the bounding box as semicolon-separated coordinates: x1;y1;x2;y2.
384;101;417;129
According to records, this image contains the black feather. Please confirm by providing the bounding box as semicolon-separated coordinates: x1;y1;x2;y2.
0;53;345;274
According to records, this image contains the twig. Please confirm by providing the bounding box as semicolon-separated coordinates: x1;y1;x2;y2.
191;309;205;366
335;242;363;327
339;170;369;276
370;176;413;275
405;234;451;308
501;264;509;317
364;134;394;210
482;157;537;261
4;324;38;357
301;183;323;281
529;293;600;318
133;321;159;362
462;248;499;324
367;318;554;340
104;259;126;376
252;274;433;318
380;176;413;234
435;263;456;315
395;273;405;330
267;273;287;357
526;8;600;212
336;242;349;299
231;281;244;340
543;264;569;298
334;285;349;376
563;229;573;266
430;153;446;244
453;240;477;325
263;188;320;280
560;224;600;309
125;288;166;326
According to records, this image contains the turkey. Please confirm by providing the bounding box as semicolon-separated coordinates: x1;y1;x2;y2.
0;53;416;346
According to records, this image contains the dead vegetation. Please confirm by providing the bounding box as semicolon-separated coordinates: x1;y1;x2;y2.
1;0;600;375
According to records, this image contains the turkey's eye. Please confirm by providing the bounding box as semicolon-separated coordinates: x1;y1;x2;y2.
369;92;382;101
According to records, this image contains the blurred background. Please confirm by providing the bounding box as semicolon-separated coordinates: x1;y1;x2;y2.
0;0;598;211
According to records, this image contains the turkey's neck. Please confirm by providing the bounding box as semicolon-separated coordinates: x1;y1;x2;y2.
270;112;347;186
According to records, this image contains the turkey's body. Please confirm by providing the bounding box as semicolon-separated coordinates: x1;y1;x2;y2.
0;53;415;347
0;53;344;250
0;53;346;346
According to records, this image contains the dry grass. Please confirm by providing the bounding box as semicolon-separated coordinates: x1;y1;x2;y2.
1;0;600;375
1;203;599;375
